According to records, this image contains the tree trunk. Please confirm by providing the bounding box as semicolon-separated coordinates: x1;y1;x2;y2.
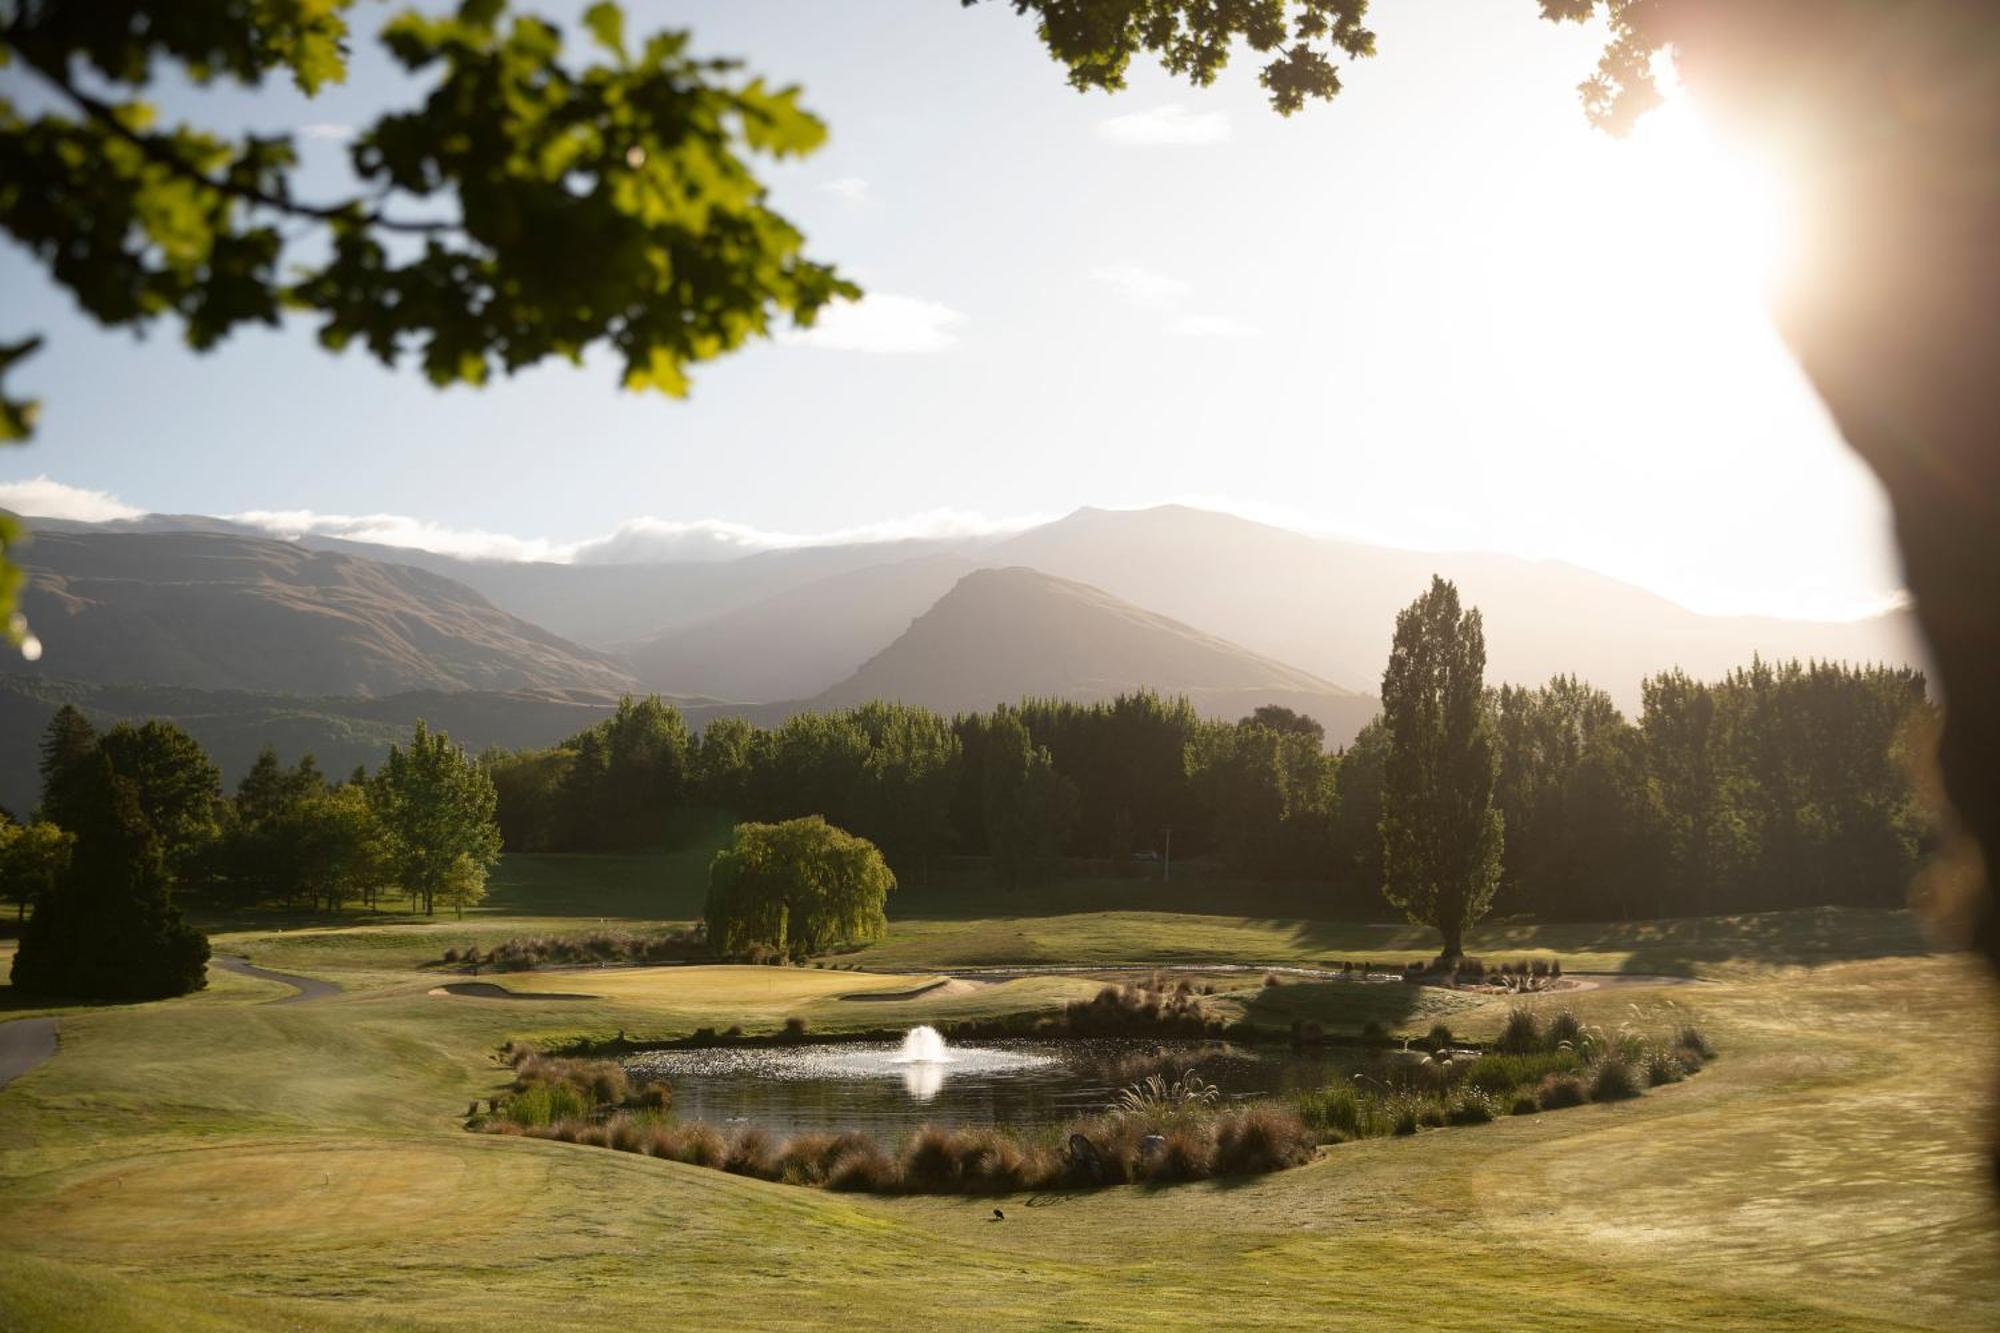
1670;0;2000;970
1657;0;2000;1187
1438;919;1464;966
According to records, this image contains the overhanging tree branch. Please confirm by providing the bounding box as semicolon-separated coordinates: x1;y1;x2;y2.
15;52;461;236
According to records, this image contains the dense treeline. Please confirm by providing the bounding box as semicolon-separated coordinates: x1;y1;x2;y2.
6;708;503;1000
2;627;1933;963
481;654;1934;922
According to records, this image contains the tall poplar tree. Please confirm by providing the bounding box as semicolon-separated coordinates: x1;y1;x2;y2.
1378;577;1503;962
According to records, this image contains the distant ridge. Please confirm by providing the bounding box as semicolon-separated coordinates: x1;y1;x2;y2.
812;566;1379;744
7;529;641;697
0;676;640;815
7;503;1924;714
987;505;1923;708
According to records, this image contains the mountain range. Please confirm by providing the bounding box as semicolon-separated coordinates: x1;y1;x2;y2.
10;529;640;697
0;502;1923;805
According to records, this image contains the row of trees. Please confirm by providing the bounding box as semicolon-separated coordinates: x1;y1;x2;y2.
4;577;1935;984
481;593;1934;936
5;710;504;999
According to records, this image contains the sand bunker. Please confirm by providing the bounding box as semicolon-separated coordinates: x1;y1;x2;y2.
429;981;597;1001
837;977;988;1002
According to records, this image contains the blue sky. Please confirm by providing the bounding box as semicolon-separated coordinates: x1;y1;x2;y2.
0;1;1902;618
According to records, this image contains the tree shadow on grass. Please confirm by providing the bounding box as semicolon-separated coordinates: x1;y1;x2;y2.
1463;907;1938;976
1234;978;1433;1034
0;983;132;1014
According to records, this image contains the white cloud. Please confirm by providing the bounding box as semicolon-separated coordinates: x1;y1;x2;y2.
1167;313;1262;339
0;475;143;522
820;176;870;204
298;123;355;143
232;510;571;563
1097;105;1231;147
1090;265;1193;311
232;505;1042;565
9;476;1045;567
779;293;966;355
571;508;1043;564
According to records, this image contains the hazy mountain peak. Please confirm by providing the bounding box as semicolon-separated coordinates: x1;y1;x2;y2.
815;564;1376;743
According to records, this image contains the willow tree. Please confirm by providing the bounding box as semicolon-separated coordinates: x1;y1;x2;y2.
1378;577;1503;963
704;816;895;961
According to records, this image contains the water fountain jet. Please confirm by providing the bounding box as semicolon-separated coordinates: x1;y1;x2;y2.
894;1025;951;1065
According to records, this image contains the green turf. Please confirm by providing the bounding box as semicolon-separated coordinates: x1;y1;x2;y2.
0;876;1992;1329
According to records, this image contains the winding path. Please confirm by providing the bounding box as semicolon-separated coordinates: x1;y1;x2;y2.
212;956;341;1005
0;1017;57;1091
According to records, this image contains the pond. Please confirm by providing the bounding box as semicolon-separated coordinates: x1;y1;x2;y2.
623;1026;1380;1142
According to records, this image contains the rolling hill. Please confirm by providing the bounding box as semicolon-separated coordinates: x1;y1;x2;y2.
6;530;640;697
811;566;1380;743
987;506;1923;707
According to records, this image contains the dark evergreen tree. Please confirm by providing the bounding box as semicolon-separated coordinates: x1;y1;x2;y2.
11;754;209;1000
36;704;98;830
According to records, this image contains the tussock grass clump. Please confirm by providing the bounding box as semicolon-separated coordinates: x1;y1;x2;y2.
1295;1086;1365;1141
511;1054;630;1104
1590;1060;1643;1103
496;1054;668;1128
504;1081;594;1128
895;1126;1044;1193
1496;1008;1543;1054
1212;1104;1314;1175
1446;1090;1499;1126
640;1121;727;1168
1113;1070;1220;1116
1460;1049;1582;1096
1645;1048;1686;1086
1676;1024;1715;1061
826;1143;898;1192
776;1131;877;1185
1062;980;1218;1037
448;928;704;972
724;1126;780;1177
1140;1126;1212;1183
1537;1073;1589;1110
499;1098;1315;1195
1283;1016;1715;1147
901;1125;968;1190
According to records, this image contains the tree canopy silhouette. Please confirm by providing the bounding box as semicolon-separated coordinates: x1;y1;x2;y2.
0;0;856;641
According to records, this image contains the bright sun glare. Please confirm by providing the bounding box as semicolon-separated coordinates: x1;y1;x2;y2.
1621;90;1798;301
